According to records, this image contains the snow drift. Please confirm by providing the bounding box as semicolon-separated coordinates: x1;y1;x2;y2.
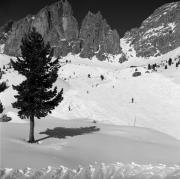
1;163;180;179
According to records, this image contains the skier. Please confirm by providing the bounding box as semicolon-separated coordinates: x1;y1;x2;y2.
68;105;71;111
132;98;134;103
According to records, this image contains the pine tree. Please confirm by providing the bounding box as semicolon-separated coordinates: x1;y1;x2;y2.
0;70;7;114
11;28;63;143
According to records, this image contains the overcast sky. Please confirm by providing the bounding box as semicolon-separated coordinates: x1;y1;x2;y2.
0;0;178;37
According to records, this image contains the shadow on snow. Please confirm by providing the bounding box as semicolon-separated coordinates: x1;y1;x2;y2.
36;126;100;143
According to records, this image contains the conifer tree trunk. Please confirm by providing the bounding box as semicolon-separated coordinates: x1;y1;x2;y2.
29;115;35;143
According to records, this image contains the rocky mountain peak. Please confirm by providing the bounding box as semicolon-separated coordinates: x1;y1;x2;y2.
3;0;79;57
0;0;121;61
79;11;121;60
0;20;14;44
3;1;180;61
121;1;180;58
61;0;73;16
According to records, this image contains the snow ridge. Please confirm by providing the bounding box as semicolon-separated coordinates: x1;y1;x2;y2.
1;163;180;179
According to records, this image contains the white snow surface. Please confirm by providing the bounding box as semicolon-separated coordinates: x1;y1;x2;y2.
142;22;176;40
6;111;27;124
1;52;180;174
1;163;180;179
1;51;180;139
120;38;137;58
56;52;180;140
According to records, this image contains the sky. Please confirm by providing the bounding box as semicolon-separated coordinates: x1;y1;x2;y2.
0;0;178;37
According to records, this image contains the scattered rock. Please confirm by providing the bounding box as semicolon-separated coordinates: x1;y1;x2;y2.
0;114;12;122
92;120;97;124
132;71;141;77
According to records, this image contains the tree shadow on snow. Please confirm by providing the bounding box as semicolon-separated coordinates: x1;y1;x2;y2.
36;126;100;143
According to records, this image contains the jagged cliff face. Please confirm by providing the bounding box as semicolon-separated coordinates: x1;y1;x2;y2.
3;1;180;60
1;0;121;60
0;20;14;45
121;2;180;58
4;0;80;57
79;12;121;60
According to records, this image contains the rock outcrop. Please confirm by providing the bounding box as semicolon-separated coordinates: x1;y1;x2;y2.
79;12;121;60
122;2;180;58
2;1;180;60
0;20;14;45
4;0;80;57
0;0;121;60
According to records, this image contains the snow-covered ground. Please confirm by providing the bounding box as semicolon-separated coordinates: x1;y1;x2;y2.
1;118;180;173
1;50;180;176
1;52;180;139
1;51;180;139
54;53;180;140
1;162;180;179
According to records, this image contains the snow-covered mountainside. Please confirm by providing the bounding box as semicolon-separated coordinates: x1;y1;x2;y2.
121;1;180;59
49;52;180;140
1;163;180;179
1;47;180;140
1;1;180;177
1;32;180;178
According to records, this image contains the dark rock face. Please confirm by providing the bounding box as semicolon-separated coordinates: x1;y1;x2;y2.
123;2;180;58
4;0;80;57
132;71;141;77
1;0;121;60
2;1;180;60
4;17;32;55
79;12;121;60
0;20;14;45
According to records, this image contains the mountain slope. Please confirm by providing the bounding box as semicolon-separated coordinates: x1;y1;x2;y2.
1;50;180;140
121;1;180;59
2;1;180;62
79;11;121;60
3;0;79;57
0;0;121;60
1;52;180;175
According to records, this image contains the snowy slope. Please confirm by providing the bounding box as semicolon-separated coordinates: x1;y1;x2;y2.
1;117;180;171
1;52;180;175
53;53;180;140
1;51;180;140
120;38;180;62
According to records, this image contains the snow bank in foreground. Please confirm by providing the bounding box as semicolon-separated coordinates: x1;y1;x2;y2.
1;163;180;179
